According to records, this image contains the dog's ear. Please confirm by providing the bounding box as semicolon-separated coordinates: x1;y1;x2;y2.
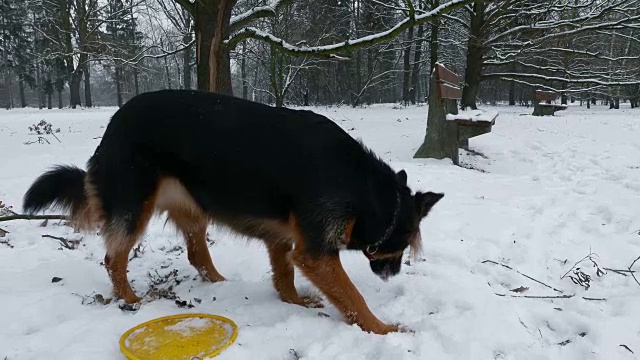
414;191;444;218
397;170;408;186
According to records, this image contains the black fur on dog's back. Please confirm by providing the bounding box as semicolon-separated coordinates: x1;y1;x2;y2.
23;165;88;218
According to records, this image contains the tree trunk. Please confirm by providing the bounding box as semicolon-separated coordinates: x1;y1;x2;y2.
241;41;248;98
508;61;516;106
413;71;459;163
428;0;439;101
508;80;515;105
461;2;486;110
1;71;10;109
47;91;52;109
83;61;92;107
115;66;123;107
183;32;193;90
131;4;140;96
18;78;26;107
402;26;414;105
69;70;82;108
57;89;63;109
194;0;234;94
133;66;140;95
163;54;172;89
366;48;375;105
410;24;424;104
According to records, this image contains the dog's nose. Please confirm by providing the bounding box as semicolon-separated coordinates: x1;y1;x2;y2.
376;265;392;281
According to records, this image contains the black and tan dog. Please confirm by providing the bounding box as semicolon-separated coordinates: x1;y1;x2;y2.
22;90;444;334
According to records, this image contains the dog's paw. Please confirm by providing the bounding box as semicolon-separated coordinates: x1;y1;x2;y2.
372;323;414;335
299;295;324;308
396;324;415;334
282;294;324;308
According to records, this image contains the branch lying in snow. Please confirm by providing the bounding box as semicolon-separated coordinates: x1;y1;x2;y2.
629;255;640;288
560;252;597;280
603;268;636;277
495;293;573;299
42;234;81;250
481;260;564;293
494;293;606;301
0;214;68;223
225;0;477;58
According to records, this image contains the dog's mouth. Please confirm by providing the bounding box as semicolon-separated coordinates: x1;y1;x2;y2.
368;255;403;281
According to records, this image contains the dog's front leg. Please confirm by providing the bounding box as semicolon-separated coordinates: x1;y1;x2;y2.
266;241;323;308
291;248;401;335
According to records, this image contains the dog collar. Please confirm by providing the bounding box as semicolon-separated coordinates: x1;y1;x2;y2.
363;245;378;260
363;188;400;261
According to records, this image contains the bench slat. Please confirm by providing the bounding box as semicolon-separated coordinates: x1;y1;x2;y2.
535;90;558;102
435;63;463;100
435;63;463;84
437;82;463;100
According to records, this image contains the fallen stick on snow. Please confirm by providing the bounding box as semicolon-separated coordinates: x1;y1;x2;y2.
481;260;564;293
560;251;597;280
629;255;640;288
494;293;606;301
603;268;636;276
0;214;68;222
42;234;81;250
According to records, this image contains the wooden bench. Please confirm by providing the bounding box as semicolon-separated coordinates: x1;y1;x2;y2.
533;90;567;116
413;63;498;165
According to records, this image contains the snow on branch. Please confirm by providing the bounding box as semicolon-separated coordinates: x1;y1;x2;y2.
484;72;640;87
225;0;476;58
230;0;288;31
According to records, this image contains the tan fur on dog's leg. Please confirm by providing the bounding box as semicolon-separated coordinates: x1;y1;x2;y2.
178;215;225;282
103;194;155;304
104;241;141;304
266;241;323;308
289;216;400;334
156;177;226;282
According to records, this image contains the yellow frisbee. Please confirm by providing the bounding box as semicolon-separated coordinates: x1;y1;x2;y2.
119;313;238;360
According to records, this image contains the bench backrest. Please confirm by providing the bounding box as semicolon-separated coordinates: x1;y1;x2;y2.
535;90;557;102
435;63;463;100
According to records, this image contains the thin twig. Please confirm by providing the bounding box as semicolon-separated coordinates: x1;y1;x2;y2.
603;268;635;276
494;293;606;301
628;255;640;287
482;260;563;293
495;293;574;299
0;214;68;222
560;252;596;280
42;234;79;250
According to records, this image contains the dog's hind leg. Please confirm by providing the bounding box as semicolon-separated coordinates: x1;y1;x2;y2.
104;234;141;304
265;241;323;308
168;209;225;282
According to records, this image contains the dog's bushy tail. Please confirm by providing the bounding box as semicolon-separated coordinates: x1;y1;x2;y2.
23;165;98;230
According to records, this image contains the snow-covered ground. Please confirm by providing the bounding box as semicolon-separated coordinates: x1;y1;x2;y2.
1;101;639;360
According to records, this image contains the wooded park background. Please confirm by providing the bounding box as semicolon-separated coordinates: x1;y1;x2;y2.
1;0;639;110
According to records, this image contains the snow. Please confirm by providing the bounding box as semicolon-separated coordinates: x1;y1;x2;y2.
445;108;499;123
1;102;640;360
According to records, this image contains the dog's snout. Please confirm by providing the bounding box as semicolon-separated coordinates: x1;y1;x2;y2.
369;255;402;280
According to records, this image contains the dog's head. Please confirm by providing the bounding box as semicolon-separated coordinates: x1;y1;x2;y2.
365;170;444;280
